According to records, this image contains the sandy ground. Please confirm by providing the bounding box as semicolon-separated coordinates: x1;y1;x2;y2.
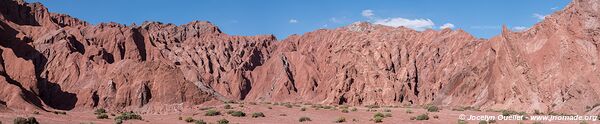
0;103;590;124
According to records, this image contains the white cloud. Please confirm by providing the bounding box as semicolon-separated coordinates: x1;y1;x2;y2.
289;19;298;23
440;23;455;29
512;26;529;32
533;13;547;20
374;18;435;31
362;9;374;18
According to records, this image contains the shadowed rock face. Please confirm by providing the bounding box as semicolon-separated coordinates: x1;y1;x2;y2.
1;0;600;114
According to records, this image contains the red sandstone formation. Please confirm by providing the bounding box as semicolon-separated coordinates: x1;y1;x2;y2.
0;0;599;115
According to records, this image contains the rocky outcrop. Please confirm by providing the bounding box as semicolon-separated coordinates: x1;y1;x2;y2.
1;0;600;115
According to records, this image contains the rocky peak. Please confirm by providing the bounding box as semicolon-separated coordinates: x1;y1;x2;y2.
345;21;375;32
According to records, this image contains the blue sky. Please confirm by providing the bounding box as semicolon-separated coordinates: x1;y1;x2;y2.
28;0;570;39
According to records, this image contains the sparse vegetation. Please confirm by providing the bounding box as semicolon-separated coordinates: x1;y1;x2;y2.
194;120;207;124
341;109;349;113
185;117;195;123
580;121;588;124
268;106;272;109
96;113;109;119
406;109;413;113
279;113;287;116
532;121;543;124
299;117;312;122
373;116;384;123
323;106;333;109
433;115;439;119
415;114;429;120
95;108;107;115
224;104;233;109
32;111;39;115
223;100;236;104
114;112;142;121
334;117;346;123
230;111;246;117
300;107;307;111
457;119;468;124
383;109;391;112
205;110;221;116
53;111;67;115
374;112;385;118
252;112;265;118
284;104;293;108
500;110;525;116
199;107;214;111
226;110;235;115
479;120;488;124
351;108;358;111
115;119;123;124
534;110;543;115
217;119;229;124
426;105;439;112
14;117;38;124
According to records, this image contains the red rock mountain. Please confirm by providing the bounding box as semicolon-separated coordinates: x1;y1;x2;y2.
0;0;599;115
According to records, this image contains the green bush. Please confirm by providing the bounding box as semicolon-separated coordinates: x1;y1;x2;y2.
406;109;413;113
351;108;358;111
96;113;109;119
341;109;349;113
226;110;235;115
230;111;246;117
115;119;123;124
217;119;229;124
416;114;429;120
205;110;221;116
184;117;195;123
194;119;207;124
285;104;293;108
299;117;312;122
334;117;346;123
457;120;468;124
373;116;383;123
14;117;39;124
252;112;265;118
323;106;333;109
114;112;142;121
374;112;385;118
300;107;307;111
224;104;233;109
95;108;107;115
479;120;488;124
426;105;439;112
383;109;391;112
